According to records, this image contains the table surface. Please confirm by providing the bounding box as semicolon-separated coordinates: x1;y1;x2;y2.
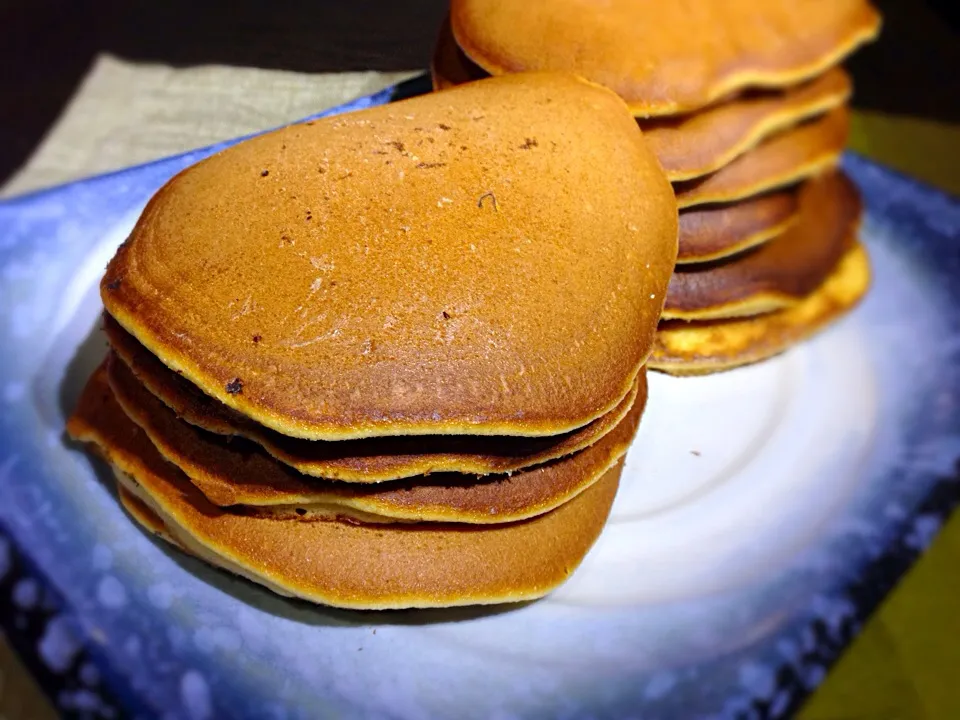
2;1;958;717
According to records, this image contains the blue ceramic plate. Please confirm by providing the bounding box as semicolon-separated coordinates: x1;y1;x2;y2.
1;76;958;720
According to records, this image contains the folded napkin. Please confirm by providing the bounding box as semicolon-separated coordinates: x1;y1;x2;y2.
1;54;416;198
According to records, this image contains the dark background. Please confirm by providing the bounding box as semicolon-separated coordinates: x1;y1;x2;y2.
2;0;958;188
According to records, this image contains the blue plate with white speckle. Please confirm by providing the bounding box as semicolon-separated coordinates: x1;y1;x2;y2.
1;75;959;720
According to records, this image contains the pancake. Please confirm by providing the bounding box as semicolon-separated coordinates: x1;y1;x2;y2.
104;314;642;481
101;72;677;441
450;0;880;117
83;431;184;544
675;106;849;209
664;172;861;320
674;106;849;209
677;190;800;265
431;14;489;91
102;356;642;523
67;393;624;610
117;484;181;546
640;68;851;181
432;18;852;185
650;243;871;375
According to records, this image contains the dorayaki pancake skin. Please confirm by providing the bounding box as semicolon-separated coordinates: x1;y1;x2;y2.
431;14;489;91
67;395;623;610
432;19;851;186
118;485;180;546
101;357;643;523
650;243;871;375
677;190;800;265
674;107;850;208
104;315;642;482
664;172;861;320
83;437;180;542
450;0;880;117
675;106;850;209
640;68;851;182
101;72;677;441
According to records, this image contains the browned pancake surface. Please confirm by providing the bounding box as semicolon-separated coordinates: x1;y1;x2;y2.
674;106;850;209
102;73;677;441
651;243;871;375
677;191;800;264
104;315;641;481
67;377;623;609
451;0;879;116
665;172;861;319
640;68;851;181
117;485;180;545
103;357;642;522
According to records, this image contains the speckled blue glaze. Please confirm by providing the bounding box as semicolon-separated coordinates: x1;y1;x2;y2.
0;75;958;720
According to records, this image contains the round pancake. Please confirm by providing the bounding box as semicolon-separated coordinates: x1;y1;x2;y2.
431;19;852;186
102;356;642;523
674;107;850;208
431;14;489;91
664;172;861;320
677;190;800;264
450;0;880;117
67;399;623;610
101;72;677;441
103;315;642;482
674;106;850;209
650;243;871;375
640;68;851;181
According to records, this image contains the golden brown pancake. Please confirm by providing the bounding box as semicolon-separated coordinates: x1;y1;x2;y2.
67;387;623;610
431;18;852;185
101;72;677;441
117;484;181;546
83;437;182;542
104;315;642;482
664;172;861;320
675;106;849;209
450;0;880;117
650;243;871;375
677;191;800;265
101;357;642;523
431;14;489;91
640;69;851;181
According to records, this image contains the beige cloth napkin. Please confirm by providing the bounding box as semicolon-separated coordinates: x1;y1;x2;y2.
2;54;417;198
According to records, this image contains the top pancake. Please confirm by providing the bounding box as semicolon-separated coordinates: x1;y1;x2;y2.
450;0;880;117
640;68;851;181
101;72;678;441
431;17;852;183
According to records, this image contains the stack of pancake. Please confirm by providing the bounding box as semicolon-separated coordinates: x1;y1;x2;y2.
434;0;881;374
67;73;679;609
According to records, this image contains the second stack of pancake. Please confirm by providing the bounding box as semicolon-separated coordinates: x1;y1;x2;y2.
642;71;868;375
434;0;881;374
67;73;678;609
